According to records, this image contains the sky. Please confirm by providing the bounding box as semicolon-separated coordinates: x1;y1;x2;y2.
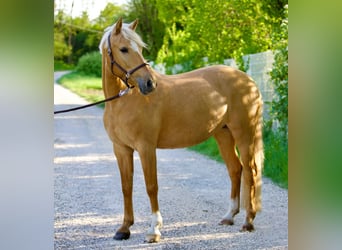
55;0;129;20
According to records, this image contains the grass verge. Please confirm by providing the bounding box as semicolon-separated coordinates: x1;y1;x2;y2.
262;129;288;188
57;71;288;188
57;71;105;108
54;61;74;71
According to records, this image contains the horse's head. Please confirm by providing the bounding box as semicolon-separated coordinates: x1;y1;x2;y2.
100;17;157;95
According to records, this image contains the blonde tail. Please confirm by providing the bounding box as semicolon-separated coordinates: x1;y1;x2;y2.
241;100;264;212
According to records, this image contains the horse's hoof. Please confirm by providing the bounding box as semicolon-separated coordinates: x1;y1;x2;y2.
113;231;130;240
219;218;234;225
241;223;254;232
145;233;161;243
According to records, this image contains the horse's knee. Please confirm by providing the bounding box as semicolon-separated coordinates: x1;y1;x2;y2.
146;183;158;198
121;182;132;195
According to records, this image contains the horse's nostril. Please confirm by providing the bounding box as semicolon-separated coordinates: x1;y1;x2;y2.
147;79;153;88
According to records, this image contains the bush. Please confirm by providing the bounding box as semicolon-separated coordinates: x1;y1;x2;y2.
269;5;288;137
76;51;102;77
263;126;288;188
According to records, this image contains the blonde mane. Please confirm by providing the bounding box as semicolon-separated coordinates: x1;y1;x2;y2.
99;22;147;54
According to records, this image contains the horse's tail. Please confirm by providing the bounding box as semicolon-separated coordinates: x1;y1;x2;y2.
252;102;264;212
241;96;264;212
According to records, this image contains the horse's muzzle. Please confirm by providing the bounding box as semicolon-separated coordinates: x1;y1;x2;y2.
138;78;157;95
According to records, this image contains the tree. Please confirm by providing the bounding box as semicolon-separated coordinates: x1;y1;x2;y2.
155;0;195;67
54;26;72;61
54;2;127;65
54;10;72;62
126;0;165;61
70;12;93;63
93;2;127;29
154;0;285;70
269;5;288;137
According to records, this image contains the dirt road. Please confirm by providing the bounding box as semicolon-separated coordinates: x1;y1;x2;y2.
54;72;288;249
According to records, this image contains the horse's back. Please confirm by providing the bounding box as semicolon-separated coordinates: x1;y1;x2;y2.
168;65;259;97
171;65;261;109
154;65;261;148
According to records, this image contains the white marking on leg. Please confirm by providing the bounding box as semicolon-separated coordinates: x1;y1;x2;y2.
146;211;163;242
222;198;239;221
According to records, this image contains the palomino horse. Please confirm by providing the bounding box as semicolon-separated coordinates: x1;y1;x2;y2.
99;18;264;243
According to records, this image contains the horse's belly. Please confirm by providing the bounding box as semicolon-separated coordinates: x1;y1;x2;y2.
156;128;214;149
157;101;228;149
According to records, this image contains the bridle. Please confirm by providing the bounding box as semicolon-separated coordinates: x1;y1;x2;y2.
53;32;150;115
107;32;149;89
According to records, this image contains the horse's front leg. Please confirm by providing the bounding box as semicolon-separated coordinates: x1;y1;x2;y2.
113;143;134;240
138;146;163;243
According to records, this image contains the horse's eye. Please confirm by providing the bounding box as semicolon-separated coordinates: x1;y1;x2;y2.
120;47;128;53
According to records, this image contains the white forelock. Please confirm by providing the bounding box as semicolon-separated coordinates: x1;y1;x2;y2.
99;22;147;54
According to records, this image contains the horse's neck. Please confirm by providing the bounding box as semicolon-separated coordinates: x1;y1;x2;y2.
151;68;164;81
102;76;125;98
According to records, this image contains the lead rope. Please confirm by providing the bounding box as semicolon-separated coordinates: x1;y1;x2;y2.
53;88;129;114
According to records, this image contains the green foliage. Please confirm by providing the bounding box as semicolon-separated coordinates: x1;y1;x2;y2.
263;126;288;188
54;60;74;71
54;27;72;61
54;0;288;72
155;0;284;69
54;10;72;62
76;51;102;77
126;0;165;61
94;3;127;28
269;5;288;137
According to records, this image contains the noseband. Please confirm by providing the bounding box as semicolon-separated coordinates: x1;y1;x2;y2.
107;32;149;89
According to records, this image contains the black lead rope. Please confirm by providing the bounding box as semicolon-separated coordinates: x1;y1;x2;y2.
54;88;129;114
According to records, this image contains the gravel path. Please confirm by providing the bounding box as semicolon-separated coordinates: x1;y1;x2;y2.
54;72;288;249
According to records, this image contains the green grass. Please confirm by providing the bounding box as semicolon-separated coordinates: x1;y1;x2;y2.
189;137;223;163
57;71;104;108
263;129;288;188
54;60;75;71
57;71;288;188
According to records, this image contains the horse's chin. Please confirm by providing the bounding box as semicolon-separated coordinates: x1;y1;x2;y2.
139;88;155;95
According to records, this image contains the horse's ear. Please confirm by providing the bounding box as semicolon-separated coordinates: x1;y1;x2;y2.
129;19;139;31
114;17;123;35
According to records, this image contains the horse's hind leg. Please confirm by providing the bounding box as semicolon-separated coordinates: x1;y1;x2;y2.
214;127;243;226
113;143;134;240
234;123;263;232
